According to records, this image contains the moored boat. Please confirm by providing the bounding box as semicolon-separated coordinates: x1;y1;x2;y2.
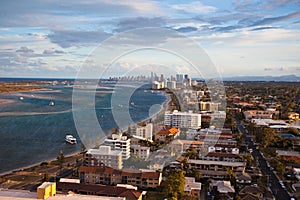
65;135;77;144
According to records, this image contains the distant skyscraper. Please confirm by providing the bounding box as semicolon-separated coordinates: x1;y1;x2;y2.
184;74;189;80
160;74;164;82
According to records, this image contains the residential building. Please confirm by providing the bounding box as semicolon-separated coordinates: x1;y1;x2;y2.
243;110;276;120
199;152;242;162
170;139;204;155
85;146;123;170
184;177;201;199
57;182;142;200
239;186;264;199
131;123;153;141
155;126;180;142
104;134;131;160
187;159;245;176
236;173;252;184
210;180;235;200
208;146;239;154
199;101;220;112
164;110;201;129
289;112;300;120
131;145;150;160
79;166;162;189
186;128;232;140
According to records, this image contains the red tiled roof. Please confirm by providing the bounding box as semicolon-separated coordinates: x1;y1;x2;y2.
141;172;160;179
79;166;160;179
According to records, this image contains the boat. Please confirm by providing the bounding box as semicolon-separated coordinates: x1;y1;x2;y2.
49;101;55;106
65;135;77;144
19;96;24;100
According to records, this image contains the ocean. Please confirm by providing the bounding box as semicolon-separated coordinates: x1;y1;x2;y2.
0;81;166;174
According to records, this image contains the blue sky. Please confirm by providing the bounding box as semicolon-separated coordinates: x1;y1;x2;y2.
0;0;300;78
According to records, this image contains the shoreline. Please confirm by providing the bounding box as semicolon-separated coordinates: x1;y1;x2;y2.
0;151;81;177
0;86;168;178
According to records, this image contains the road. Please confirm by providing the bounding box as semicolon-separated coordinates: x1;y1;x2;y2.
237;122;292;200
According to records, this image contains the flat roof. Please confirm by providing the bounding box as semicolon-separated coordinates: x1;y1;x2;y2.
49;194;124;200
0;189;36;199
38;182;55;189
188;159;245;167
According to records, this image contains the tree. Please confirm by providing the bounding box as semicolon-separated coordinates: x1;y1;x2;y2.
42;172;49;182
288;127;299;136
186;149;198;159
243;153;254;168
57;150;65;170
163;170;185;199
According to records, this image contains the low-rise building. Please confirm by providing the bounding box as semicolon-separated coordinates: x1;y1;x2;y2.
244;110;276;120
184;177;201;199
236;173;252;184
37;182;56;200
131;145;150;160
289;112;300;120
79;166;162;189
85;146;123;170
155;127;180;142
199;101;220;112
199;152;242;162
170;139;204;155
187;159;245;175
57;182;142;200
210;180;235;200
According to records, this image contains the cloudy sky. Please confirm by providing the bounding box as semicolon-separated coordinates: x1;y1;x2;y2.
0;0;300;78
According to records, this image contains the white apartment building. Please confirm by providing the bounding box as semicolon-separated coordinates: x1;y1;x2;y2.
85;146;123;169
131;144;150;160
164;110;201;129
131;123;153;141
104;134;131;160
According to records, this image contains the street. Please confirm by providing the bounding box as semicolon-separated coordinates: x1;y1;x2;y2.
237;122;292;200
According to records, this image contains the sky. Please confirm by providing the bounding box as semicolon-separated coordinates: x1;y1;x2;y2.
0;0;300;78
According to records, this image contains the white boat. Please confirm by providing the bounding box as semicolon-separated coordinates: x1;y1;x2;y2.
65;135;77;144
19;96;24;100
49;101;55;106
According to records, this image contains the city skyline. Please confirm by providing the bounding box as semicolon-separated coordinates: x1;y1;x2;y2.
0;0;299;78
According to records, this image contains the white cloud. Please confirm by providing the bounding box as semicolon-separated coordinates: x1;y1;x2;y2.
171;2;217;14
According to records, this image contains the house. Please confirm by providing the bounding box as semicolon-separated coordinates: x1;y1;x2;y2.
239;186;264;199
236;173;252;184
184;177;201;199
210;180;235;200
155;127;180;142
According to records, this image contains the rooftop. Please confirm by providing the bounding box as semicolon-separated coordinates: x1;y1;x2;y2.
188;159;245;167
